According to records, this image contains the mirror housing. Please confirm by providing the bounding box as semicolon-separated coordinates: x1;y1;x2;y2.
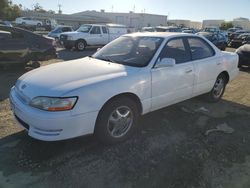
97;47;101;52
155;58;176;68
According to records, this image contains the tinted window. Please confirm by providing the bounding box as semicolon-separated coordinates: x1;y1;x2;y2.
188;37;215;60
90;26;101;34
62;27;72;32
160;38;191;64
102;27;108;34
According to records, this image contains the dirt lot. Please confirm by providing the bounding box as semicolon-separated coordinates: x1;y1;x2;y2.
0;48;250;188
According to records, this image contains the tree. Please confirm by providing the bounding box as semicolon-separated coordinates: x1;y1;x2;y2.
220;21;234;30
0;0;21;20
33;3;46;13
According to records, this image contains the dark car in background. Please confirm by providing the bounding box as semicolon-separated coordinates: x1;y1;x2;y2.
228;30;249;41
236;44;250;68
228;33;250;48
0;26;56;66
48;25;73;41
197;32;227;50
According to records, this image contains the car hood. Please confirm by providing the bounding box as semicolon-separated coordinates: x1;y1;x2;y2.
16;57;140;99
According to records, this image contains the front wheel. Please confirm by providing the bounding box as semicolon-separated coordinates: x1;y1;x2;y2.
205;74;227;102
95;97;139;144
75;40;86;51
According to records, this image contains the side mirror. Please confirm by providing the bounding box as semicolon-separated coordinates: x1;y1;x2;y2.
97;47;101;52
155;58;176;68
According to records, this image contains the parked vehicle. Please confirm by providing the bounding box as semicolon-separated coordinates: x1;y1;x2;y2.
141;27;156;32
182;29;195;34
0;26;56;66
60;24;127;51
0;20;12;27
48;25;73;41
155;26;182;32
228;30;249;41
15;17;43;27
10;32;239;144
204;26;220;33
236;44;250;67
197;32;227;50
228;33;250;48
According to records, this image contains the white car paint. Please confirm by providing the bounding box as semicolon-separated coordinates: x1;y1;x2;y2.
15;17;43;26
61;24;127;46
10;32;239;141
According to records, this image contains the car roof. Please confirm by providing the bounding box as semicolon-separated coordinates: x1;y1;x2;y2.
124;32;196;38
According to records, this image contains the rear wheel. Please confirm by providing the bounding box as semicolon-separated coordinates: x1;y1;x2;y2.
205;74;227;102
95;97;139;144
37;23;42;27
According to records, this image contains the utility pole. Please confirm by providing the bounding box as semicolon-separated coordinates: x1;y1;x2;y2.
58;4;62;14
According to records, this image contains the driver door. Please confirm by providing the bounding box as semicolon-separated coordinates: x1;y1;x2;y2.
151;37;195;111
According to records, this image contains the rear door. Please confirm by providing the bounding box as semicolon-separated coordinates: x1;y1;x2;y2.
88;26;103;45
187;37;222;96
101;26;109;44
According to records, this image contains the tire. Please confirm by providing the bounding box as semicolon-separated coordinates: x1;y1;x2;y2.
37;23;41;27
205;74;227;103
75;40;86;51
95;97;139;144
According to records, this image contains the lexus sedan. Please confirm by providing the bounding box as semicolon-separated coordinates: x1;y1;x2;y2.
10;32;239;144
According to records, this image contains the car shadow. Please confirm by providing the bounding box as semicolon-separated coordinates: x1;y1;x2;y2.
239;66;250;73
0;98;250;187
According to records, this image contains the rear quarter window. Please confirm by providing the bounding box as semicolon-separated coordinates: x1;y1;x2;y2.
188;37;215;60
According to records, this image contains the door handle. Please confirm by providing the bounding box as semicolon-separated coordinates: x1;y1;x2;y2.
217;62;222;65
185;69;193;73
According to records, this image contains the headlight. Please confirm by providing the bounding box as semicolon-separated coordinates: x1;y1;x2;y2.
67;36;74;40
30;97;78;111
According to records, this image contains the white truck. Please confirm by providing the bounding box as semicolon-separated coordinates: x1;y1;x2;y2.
59;24;128;50
15;17;43;27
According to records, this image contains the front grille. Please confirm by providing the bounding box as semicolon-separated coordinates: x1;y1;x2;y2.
15;115;29;130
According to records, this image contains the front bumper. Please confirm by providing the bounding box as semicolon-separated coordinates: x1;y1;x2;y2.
9;87;98;141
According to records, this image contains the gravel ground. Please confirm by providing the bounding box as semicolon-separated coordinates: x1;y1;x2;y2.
0;48;250;188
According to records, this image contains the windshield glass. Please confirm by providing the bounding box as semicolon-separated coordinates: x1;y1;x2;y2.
77;25;92;33
92;36;163;67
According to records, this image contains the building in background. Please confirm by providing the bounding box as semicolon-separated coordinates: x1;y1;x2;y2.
72;10;168;30
21;10;110;29
232;17;250;30
202;20;225;28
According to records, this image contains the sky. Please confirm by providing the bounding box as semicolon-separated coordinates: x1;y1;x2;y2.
11;0;250;21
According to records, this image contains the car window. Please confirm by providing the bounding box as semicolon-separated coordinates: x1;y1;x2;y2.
62;27;71;32
188;37;215;60
218;34;225;40
102;27;108;34
93;36;163;67
90;26;101;34
160;38;191;64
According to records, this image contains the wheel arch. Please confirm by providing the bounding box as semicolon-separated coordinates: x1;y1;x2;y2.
219;71;230;83
98;92;143;118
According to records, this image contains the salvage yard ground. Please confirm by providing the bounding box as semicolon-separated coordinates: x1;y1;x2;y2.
0;48;250;188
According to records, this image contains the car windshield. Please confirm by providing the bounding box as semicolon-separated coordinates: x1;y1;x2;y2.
77;25;92;33
52;27;61;33
92;36;163;67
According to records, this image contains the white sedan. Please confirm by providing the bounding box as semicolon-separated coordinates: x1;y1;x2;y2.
10;32;239;144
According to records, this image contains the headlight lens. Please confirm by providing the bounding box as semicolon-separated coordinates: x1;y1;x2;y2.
30;97;77;111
